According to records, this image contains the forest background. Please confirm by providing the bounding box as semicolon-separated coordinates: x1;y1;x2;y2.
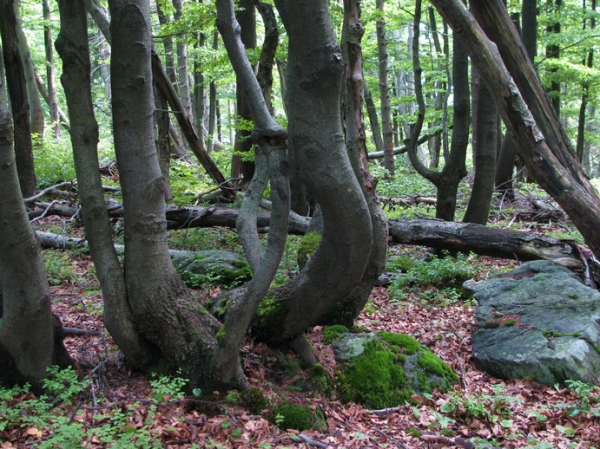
2;0;600;447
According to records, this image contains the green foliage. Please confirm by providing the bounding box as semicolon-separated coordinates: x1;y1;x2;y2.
440;384;521;427
387;252;475;305
169;159;212;206
43;250;78;285
322;325;349;344
0;366;161;447
33;135;77;188
269;401;325;431
557;379;600;417
149;371;188;402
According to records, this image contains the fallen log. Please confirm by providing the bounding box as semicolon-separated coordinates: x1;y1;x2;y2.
29;202;310;235
388;218;594;280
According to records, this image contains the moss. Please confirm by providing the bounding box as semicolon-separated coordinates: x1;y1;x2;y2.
323;325;349;344
416;350;459;390
240;387;269;414
378;332;422;355
297;232;322;271
269;401;325;431
503;319;516;326
336;333;459;409
215;325;228;346
255;293;289;339
311;363;332;393
337;339;410;409
407;428;421;438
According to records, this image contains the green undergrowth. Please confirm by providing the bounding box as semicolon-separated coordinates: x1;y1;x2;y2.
268;400;326;431
386;251;476;306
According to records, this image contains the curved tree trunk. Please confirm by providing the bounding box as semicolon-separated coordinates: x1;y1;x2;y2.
247;0;374;343
0;105;70;390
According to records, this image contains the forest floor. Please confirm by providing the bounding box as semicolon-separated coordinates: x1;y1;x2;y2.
2;218;600;448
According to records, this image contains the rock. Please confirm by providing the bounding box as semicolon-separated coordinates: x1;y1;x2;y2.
464;260;600;386
171;250;251;289
331;331;458;409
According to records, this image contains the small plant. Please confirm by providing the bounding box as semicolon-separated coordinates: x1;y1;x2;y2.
557;379;600;417
149;371;189;402
43;250;78;286
440;384;520;427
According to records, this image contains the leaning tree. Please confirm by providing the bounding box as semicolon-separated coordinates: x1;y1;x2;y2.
429;0;600;259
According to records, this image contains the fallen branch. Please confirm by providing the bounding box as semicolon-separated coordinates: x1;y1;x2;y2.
24;181;73;203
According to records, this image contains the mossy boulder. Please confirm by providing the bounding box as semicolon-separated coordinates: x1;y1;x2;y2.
297;232;322;271
332;332;458;409
172;250;252;289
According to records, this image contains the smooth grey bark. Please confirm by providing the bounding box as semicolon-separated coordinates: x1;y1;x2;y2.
0;44;7;112
43;0;60;137
172;0;193;121
231;0;256;183
215;0;289;384
255;0;278;115
430;0;600;259
0;106;70;389
109;0;225;390
376;0;395;177
14;1;44;138
55;0;150;365
576;0;595;170
545;0;561;116
0;0;36;197
406;0;468;222
241;0;374;342
363;82;384;154
495;0;537;200
34;67;70;131
463;66;499;225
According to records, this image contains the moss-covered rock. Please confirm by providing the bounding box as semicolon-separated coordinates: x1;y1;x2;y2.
333;332;459;409
297;232;322;271
172;250;252;289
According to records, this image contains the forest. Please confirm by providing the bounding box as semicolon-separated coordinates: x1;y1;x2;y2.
1;0;600;447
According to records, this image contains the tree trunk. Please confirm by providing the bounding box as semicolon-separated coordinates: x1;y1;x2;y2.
0;44;7;111
0;0;36;197
14;2;44;139
545;0;561;117
342;0;388;323
463;66;498;225
108;0;227;391
406;0;468;222
172;0;193;121
231;0;256;183
363;82;384;154
43;0;60;137
495;0;536;200
430;0;600;260
56;0;154;367
243;0;375;343
0;104;70;390
376;0;395;177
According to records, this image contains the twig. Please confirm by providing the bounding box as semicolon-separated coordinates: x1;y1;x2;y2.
375;428;407;449
24;181;73;203
369;405;402;414
30;200;59;223
298;434;328;448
